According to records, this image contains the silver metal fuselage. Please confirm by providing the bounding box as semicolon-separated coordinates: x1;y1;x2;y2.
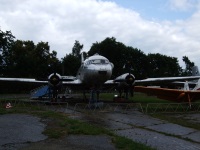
76;54;113;88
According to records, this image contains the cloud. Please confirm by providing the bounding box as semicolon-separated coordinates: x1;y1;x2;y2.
168;0;199;11
0;0;200;67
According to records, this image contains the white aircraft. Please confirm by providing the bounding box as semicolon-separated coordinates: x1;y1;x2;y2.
1;53;200;103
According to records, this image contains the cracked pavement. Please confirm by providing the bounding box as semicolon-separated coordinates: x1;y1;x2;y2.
0;114;47;150
95;111;200;150
62;104;200;150
0;105;200;150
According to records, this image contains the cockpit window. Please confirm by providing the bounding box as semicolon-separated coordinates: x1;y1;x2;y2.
91;59;109;64
85;59;109;65
91;59;101;64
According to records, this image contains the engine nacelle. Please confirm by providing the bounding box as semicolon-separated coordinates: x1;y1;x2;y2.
114;73;135;86
125;74;135;86
48;73;62;87
114;73;135;98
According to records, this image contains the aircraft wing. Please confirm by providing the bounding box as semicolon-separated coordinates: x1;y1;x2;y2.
134;86;200;102
101;75;200;89
0;75;76;83
135;76;200;85
0;78;47;83
1;75;200;85
62;79;82;85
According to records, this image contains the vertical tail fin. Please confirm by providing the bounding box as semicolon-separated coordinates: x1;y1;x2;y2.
192;66;200;90
192;66;199;76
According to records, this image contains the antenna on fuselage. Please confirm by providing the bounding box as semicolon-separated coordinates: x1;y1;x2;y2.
81;52;84;63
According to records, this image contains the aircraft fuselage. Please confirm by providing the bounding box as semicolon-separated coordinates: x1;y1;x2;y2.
76;54;113;88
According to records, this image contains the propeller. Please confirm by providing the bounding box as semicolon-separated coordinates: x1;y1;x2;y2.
47;73;61;100
125;61;134;97
48;72;61;87
47;72;75;100
125;74;135;97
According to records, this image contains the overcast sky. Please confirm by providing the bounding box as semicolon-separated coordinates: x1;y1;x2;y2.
0;0;200;67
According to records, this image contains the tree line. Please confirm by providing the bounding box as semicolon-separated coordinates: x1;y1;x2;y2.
0;29;195;80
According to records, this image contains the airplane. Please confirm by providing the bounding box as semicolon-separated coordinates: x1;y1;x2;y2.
134;81;200;107
1;53;200;104
134;66;200;106
0;53;114;102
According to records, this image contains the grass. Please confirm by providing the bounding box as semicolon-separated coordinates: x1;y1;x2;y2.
98;92;171;103
95;92;200;113
151;113;200;131
1;93;199;149
0;103;155;150
114;136;154;150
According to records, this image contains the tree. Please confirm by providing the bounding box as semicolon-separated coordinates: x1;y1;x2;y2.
125;47;148;79
89;37;126;77
88;37;183;78
182;56;194;76
2;39;61;78
147;53;181;77
5;40;35;77
72;40;83;58
0;29;15;76
89;37;148;78
33;42;61;78
61;41;84;76
61;54;80;76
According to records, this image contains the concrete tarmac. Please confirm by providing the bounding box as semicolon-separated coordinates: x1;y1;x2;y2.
99;111;200;150
0;107;200;150
0;114;47;150
0;113;116;150
65;106;200;150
